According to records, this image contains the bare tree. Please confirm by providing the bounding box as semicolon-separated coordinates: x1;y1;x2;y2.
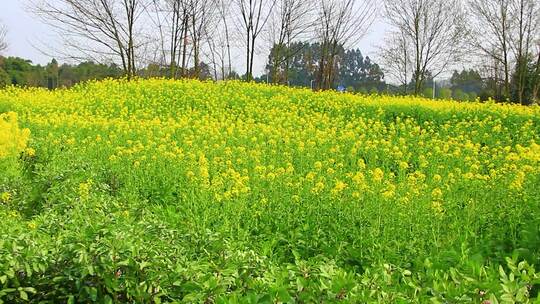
265;0;312;84
32;0;150;79
204;14;232;80
186;0;218;79
469;0;540;103
469;0;513;99
379;31;412;94
314;0;376;90
510;0;540;104
234;0;276;81
532;41;540;103
169;0;188;78
215;0;233;79
383;0;467;95
148;0;188;78
0;22;7;54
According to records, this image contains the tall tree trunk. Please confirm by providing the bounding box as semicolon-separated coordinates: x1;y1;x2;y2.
532;52;540;104
249;35;256;81
501;4;510;100
317;41;329;90
414;13;421;95
271;44;282;84
245;29;251;81
181;14;189;78
223;14;232;79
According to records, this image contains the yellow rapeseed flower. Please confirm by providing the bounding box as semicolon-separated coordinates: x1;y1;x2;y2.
372;168;384;183
1;191;11;203
78;179;93;201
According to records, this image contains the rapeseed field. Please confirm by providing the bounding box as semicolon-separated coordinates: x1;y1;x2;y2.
0;79;539;303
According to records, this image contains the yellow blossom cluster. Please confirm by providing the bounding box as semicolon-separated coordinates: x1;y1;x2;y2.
0;79;538;219
0;112;30;159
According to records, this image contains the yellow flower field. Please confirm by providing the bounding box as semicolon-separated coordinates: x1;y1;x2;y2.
0;79;539;303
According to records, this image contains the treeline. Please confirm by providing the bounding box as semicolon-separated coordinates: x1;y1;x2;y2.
0;57;121;89
255;42;386;93
0;0;538;104
0;53;526;104
408;69;527;102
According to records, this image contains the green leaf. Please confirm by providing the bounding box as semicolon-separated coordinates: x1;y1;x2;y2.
500;294;514;302
277;288;292;302
181;282;201;292
139;261;151;270
88;287;98;301
173;281;183;287
499;266;508;280
19;290;28;300
87;265;95;276
104;295;113;304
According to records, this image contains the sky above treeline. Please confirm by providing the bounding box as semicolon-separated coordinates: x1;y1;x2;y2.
0;0;389;77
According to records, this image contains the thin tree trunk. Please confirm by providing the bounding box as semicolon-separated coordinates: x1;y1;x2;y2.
245;29;251;81
249;35;256;81
181;13;189;77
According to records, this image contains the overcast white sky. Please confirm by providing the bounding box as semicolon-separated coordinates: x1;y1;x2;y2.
0;0;389;76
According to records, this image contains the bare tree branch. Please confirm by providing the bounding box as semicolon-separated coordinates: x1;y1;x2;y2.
314;0;376;90
31;0;150;79
382;0;467;95
0;22;7;54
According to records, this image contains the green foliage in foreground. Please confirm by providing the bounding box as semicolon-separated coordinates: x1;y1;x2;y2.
0;79;540;303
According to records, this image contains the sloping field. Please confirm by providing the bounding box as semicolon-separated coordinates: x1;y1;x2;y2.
1;79;539;303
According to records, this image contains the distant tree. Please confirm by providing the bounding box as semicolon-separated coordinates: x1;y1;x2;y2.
1;57;34;86
266;41;317;87
423;87;434;99
265;42;385;90
450;69;484;95
452;89;467;101
0;66;10;87
139;63;165;78
58;61;121;86
187;61;213;80
438;88;453;99
228;70;241;80
511;55;540;104
357;86;368;94
338;49;385;91
46;59;59;89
